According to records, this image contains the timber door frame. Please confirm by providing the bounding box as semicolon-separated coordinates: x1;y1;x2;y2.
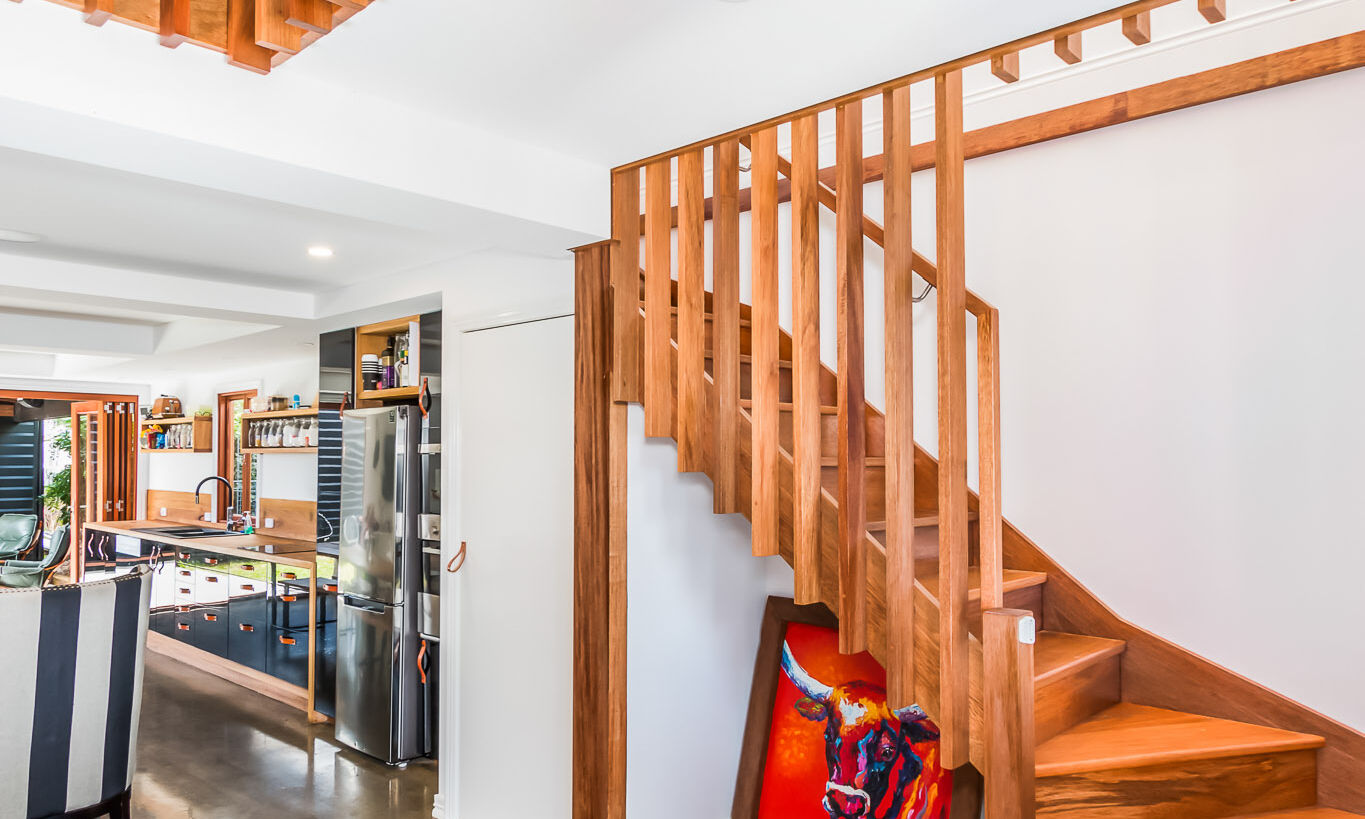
216;388;258;521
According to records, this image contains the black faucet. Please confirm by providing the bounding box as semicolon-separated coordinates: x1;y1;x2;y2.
194;476;235;527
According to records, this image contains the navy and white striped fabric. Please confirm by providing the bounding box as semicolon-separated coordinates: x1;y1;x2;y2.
0;566;151;818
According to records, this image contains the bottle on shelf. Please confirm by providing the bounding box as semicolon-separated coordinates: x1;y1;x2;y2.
380;342;395;390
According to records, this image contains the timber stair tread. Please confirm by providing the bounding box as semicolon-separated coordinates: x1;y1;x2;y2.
1035;703;1326;778
1032;630;1127;686
912;563;1047;601
866;509;976;534
1232;810;1365;818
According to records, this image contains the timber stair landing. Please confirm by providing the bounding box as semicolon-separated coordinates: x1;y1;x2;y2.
644;287;1364;818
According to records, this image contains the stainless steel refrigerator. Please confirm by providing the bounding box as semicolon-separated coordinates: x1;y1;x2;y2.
335;405;425;764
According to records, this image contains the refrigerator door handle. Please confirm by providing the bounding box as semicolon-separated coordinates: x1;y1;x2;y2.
342;594;387;613
446;541;467;574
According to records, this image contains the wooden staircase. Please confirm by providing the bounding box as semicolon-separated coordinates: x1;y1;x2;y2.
569;5;1365;817
652;279;1363;818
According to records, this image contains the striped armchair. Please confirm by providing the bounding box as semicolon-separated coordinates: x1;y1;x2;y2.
0;567;151;819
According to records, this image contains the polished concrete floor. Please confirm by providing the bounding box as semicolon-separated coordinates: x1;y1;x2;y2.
133;652;439;818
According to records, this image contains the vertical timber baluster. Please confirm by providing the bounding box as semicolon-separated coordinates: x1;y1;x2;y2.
611;168;642;404
750;127;780;557
712;140;742;514
984;609;1037;819
676;149;706;472
936;69;970;768
979;306;1004;611
643;159;673;439
572;240;616;819
836;101;867;654
883;84;915;706
791;114;821;604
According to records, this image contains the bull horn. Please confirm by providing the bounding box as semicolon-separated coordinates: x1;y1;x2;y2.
781;641;833;702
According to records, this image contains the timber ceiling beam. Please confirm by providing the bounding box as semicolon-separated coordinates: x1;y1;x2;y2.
14;0;367;73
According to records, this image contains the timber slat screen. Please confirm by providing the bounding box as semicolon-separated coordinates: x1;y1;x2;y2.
609;69;1011;806
573;2;1353;816
592;64;1016;817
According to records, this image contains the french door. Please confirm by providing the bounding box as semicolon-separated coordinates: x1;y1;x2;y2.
70;400;137;580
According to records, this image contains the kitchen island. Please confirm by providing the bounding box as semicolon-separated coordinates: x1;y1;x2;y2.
85;520;337;723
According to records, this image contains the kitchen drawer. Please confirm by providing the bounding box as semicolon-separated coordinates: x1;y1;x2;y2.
272;590;312;631
229;575;268;598
171;610;196;644
197;569;230;605
149;609;177;638
228;603;269;673
188;606;228;656
173;574;196;604
267;627;310;688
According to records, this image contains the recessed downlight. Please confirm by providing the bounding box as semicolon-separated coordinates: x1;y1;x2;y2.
308;245;334;258
0;229;41;243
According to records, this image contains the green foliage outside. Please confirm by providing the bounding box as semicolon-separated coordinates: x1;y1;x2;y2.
43;424;71;526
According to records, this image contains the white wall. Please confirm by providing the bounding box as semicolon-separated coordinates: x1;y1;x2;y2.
626;406;793;818
142;355;318;516
945;68;1365;731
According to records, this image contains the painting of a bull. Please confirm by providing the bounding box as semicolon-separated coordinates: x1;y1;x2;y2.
781;641;943;819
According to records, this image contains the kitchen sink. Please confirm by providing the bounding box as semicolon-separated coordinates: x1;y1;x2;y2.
132;525;245;539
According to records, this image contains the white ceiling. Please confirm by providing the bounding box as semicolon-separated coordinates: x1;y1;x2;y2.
290;0;1119;167
0;0;1344;388
0;145;478;291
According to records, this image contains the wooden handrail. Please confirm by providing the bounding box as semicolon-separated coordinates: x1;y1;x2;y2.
612;0;1183;173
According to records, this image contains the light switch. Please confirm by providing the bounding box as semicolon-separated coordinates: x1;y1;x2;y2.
265;518;275;528
160;507;168;517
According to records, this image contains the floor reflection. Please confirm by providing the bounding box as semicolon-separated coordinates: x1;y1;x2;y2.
134;652;438;818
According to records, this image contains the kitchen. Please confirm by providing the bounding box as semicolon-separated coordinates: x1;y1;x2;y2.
70;311;446;801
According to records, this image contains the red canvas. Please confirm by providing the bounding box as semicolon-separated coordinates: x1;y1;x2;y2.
756;622;952;819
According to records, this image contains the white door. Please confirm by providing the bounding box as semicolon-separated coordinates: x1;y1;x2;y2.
455;316;573;819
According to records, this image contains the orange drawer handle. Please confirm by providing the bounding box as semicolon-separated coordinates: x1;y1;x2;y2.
242;564;255;571
204;613;218;622
281;595;298;602
205;558;220;565
175;605;192;612
205;576;219;583
282;572;297;580
177;623;190;631
178;570;191;577
278;636;296;646
241;584;255;592
239;623;255;633
178;587;191;595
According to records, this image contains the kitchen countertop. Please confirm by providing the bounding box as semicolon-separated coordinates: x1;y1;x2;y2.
85;520;320;570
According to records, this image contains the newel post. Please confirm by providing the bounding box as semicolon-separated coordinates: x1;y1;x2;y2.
572;238;628;819
984;609;1037;818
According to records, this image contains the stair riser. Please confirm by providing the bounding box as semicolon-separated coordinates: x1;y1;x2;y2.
777;410;884;459
1035;653;1122;744
668;310;793;360
1037;750;1318;818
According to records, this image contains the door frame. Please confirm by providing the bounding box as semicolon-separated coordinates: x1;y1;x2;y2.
216;388;258;521
0;390;140;583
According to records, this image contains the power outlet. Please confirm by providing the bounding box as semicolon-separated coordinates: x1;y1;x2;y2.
264;518;275;528
159;507;168;517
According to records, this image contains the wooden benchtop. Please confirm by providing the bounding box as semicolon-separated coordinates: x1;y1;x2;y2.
85;520;319;570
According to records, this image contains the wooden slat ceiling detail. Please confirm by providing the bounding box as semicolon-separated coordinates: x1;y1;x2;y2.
10;0;370;74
